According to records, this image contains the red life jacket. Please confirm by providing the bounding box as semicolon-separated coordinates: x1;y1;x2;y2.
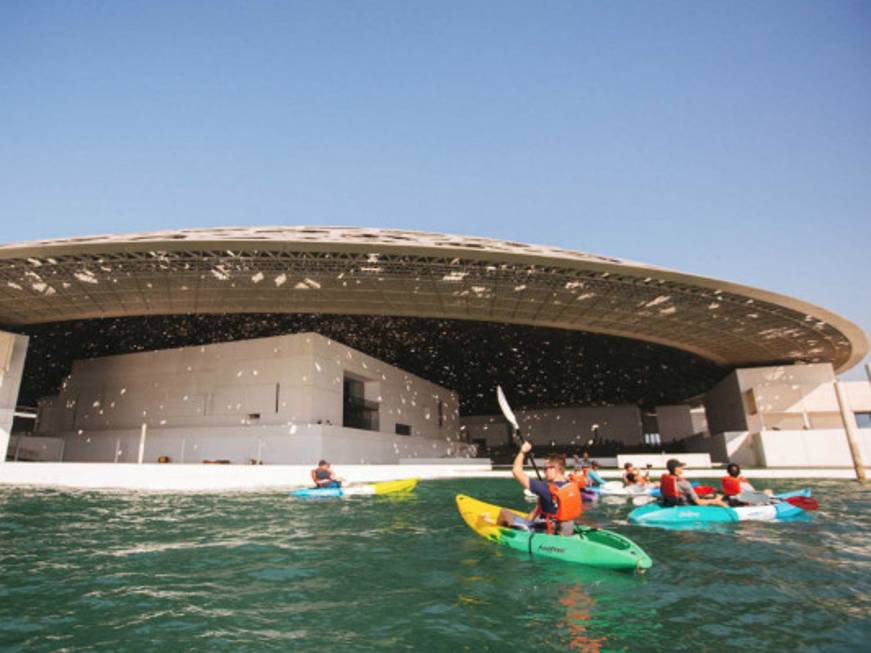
660;472;680;498
534;481;582;535
721;475;747;496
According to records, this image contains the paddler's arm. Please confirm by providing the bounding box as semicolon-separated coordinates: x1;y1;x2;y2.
512;441;533;490
684;482;727;507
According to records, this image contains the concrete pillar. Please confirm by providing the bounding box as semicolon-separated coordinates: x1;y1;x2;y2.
0;331;29;463
833;381;867;484
137;423;147;464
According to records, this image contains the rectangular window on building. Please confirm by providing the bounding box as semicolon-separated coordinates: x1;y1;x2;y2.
343;375;379;431
438;399;444;428
395;423;411;436
856;412;871;429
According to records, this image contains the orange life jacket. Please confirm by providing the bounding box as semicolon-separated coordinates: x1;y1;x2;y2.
721;475;747;496
535;481;582;535
660;472;680;498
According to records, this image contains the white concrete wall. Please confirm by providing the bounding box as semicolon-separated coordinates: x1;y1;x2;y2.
461;404;643;448
59;422;474;465
756;428;871;468
702;364;871;467
617;453;712;469
0;331;28;460
0;461;492;491
683;431;761;466
37;332;463;464
736;364;838;433
656;405;697;441
843;380;871;412
684;428;871;468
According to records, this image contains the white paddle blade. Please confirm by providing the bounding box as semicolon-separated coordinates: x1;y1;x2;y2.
632;495;656;506
737;490;771;506
496;385;519;431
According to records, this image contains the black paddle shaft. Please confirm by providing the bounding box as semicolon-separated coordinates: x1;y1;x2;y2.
513;428;542;481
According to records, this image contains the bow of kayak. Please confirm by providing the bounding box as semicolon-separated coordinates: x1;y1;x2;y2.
456;495;652;571
372;477;418;495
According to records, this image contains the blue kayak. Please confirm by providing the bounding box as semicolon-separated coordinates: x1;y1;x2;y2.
628;489;812;527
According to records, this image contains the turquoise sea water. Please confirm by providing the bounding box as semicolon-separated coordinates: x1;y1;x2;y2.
1;478;869;652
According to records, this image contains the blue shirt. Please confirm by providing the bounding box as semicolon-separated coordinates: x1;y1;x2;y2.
529;479;570;515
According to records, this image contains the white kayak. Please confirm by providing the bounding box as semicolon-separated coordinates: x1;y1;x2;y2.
595;480;654;496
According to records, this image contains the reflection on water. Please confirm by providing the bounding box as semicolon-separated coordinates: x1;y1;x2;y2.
0;479;869;652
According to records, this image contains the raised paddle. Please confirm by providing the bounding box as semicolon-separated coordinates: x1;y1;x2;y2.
496;385;542;481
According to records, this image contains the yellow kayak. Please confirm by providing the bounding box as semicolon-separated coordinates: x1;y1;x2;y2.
372;477;418;495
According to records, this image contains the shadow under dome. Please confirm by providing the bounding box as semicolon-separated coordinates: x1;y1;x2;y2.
14;314;729;415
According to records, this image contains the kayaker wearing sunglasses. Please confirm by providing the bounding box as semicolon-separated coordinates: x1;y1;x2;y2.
497;441;582;536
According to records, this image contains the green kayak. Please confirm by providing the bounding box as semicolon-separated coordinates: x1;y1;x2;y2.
456;494;652;572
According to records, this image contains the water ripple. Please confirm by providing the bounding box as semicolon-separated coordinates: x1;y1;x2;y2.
1;479;869;651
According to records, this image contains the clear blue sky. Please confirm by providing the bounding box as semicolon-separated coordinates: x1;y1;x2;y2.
2;1;869;376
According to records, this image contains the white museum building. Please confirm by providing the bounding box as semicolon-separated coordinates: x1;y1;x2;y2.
19;332;472;465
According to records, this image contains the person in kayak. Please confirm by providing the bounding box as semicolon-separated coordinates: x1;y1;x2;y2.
623;462;649;487
497;441;582;536
586;460;606;487
660;458;727;507
311;460;344;489
722;463;773;505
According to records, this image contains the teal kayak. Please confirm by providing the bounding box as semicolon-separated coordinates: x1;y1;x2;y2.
628;489;812;527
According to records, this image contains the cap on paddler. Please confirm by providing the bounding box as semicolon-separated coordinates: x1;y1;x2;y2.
666;458;686;473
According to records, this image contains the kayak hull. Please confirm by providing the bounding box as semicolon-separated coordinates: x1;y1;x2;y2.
291;477;418;498
456;494;652;571
628;488;811;526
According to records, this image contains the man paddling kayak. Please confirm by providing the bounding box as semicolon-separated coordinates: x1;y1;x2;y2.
311;459;345;489
497;441;582;536
660;458;727;508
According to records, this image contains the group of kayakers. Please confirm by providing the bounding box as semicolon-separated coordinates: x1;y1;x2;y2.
310;446;777;539
485;443;780;538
